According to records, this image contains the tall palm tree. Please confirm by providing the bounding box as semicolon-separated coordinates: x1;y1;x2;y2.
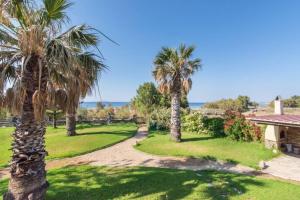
153;44;201;142
48;52;107;136
0;0;103;199
69;55;104;136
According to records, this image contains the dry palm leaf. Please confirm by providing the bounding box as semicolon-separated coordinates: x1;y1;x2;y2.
32;90;47;121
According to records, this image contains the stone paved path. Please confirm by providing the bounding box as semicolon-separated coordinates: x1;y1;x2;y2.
0;126;260;180
262;153;300;182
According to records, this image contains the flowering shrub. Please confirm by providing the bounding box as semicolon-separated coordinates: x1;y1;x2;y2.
182;112;224;136
224;110;262;141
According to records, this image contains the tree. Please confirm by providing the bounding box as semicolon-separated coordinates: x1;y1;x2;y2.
153;44;201;142
131;82;161;117
237;95;250;111
0;0;102;198
62;53;104;136
46;109;62;128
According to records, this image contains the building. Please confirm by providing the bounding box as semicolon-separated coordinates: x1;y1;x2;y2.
248;99;300;154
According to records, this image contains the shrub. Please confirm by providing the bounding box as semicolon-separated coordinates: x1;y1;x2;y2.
148;107;171;130
182;112;224;136
114;106;132;120
77;108;88;120
224;110;262;141
87;106;114;120
203;95;258;112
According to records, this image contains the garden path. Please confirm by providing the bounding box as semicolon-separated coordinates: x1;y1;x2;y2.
262;154;300;182
0;126;255;180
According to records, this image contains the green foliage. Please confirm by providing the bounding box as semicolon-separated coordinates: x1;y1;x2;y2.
182;112;224;136
131;82;161;117
224;111;262;141
160;94;189;109
131;82;190;118
203;95;257;112
148;107;171;130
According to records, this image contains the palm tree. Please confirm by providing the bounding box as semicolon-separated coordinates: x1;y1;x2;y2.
56;53;104;136
0;0;103;199
69;56;103;136
153;44;201;142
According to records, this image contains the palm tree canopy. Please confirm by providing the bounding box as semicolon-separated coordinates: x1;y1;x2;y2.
48;51;106;114
0;0;105;118
153;44;201;94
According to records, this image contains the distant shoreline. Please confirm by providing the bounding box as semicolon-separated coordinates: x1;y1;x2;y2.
80;102;205;110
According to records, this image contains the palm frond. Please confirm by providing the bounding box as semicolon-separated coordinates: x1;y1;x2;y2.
42;0;72;28
58;25;98;49
153;44;201;95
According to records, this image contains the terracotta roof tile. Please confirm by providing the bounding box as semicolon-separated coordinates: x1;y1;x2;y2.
248;115;300;126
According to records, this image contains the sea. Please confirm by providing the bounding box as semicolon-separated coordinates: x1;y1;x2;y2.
80;102;204;110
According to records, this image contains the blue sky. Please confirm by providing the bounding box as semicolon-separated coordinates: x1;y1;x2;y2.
67;0;300;103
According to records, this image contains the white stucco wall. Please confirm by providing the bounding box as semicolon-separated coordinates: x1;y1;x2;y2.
265;125;280;142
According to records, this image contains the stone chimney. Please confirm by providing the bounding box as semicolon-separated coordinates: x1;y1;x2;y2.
274;96;284;115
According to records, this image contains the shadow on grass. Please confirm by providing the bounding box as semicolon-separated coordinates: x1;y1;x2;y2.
182;136;215;142
74;130;136;137
41;166;264;200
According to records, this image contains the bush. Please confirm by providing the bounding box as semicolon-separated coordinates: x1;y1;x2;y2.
77;108;88;120
203;95;258;112
182;112;224;136
114;106;133;120
224;110;262;141
87;106;114;120
148;107;171;130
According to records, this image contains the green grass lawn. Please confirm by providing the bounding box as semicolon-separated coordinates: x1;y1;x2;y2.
0;123;137;168
1;165;299;200
135;130;278;168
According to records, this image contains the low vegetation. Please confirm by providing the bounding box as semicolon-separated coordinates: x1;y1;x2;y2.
1;165;299;200
0;123;137;168
77;105;135;121
135;130;277;168
203;95;258;112
182;112;224;136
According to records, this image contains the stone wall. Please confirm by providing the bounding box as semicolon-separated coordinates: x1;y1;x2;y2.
287;127;300;147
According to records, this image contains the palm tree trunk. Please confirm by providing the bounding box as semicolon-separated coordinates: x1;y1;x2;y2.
4;55;48;200
66;111;76;136
170;88;181;142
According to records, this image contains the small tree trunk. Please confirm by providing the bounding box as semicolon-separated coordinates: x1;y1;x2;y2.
4;55;48;200
66;112;76;136
170;89;181;142
52;110;57;128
